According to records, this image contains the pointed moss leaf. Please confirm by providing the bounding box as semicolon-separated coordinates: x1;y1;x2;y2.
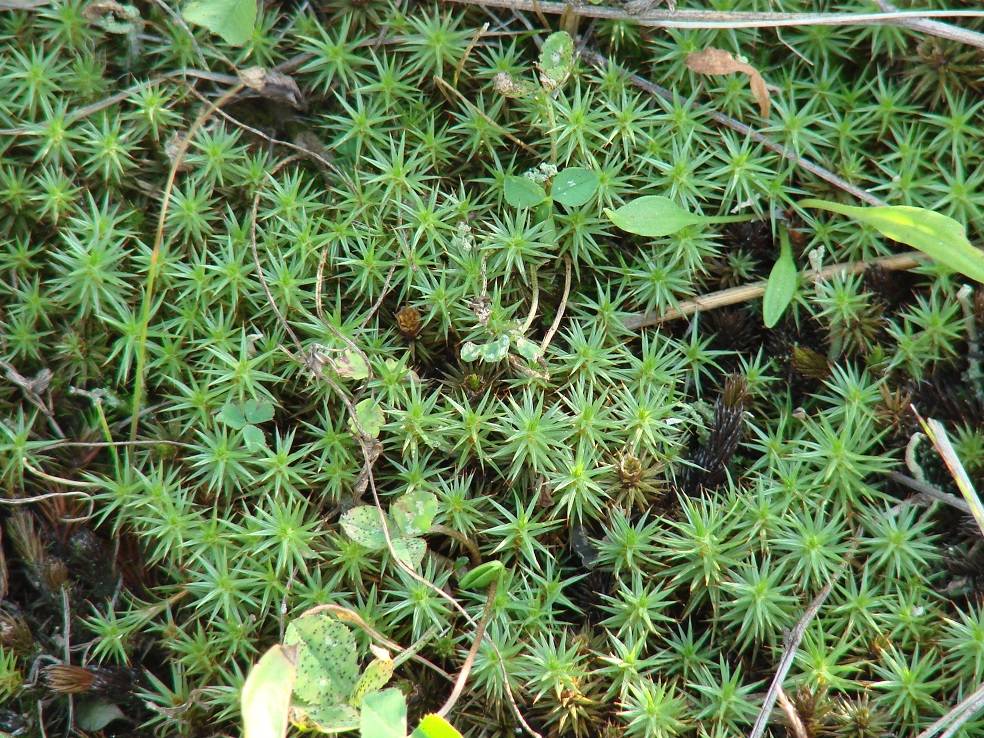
458;561;504;590
360;689;406;738
512;336;540;362
290;703;360;734
605;196;708;238
538;31;574;85
411;714;465;738
242;645;296;738
244;399;275;424
504;176;547;208
349;398;384;438
283;616;359;705
799;198;984;283
763;229;797;328
461;335;510;363
217;403;247;430
182;0;256;46
340;506;388;550
331;350;370;380
391;490;438;536
551;168;599;207
391;536;426;568
349;656;394;708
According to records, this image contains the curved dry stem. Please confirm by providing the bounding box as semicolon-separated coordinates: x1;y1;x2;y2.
428;523;482;567
129;84;244;442
438;581;497;718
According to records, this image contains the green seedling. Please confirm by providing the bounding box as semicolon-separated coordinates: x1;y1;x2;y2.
216;399;275;452
504;166;600;211
340;489;438;568
460;330;540;365
762;224;798;328
242;613;457;738
458;560;505;590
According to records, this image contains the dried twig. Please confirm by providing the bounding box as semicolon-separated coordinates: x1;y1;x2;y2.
580;48;885;207
873;0;984;50
438;581;497;718
887;471;972;515
446;0;984;33
749;571;842;738
622;251;920;330
917;681;984;738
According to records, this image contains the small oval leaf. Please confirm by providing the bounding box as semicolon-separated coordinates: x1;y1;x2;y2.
243;399;275;424
411;714;465;738
182;0;256;46
242;424;268;453
504;176;547;208
331;350;370;380
340;506;388;550
605;196;708;238
390;536;426;568
538;31;574;86
551;167;599;208
391;490;438;536
360;689;406;738
349;398;384;438
283;617;359;706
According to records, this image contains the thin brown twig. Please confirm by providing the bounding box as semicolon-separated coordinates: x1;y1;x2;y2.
916;680;984;738
445;0;984;31
129;84;243;442
622;251;921;330
540;256;572;355
748;570;842;738
455;22;490;87
579;48;886;208
183;85;353;189
887;471;972;514
250;157;306;353
873;0;984;49
438;581;497;718
433;75;540;157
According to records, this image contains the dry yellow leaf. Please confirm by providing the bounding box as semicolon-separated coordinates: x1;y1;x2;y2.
685;47;771;119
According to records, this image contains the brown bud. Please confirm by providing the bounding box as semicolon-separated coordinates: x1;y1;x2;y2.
395;306;422;339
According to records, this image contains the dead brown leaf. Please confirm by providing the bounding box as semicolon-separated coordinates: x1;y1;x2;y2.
238;66;308;112
685;46;771;119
